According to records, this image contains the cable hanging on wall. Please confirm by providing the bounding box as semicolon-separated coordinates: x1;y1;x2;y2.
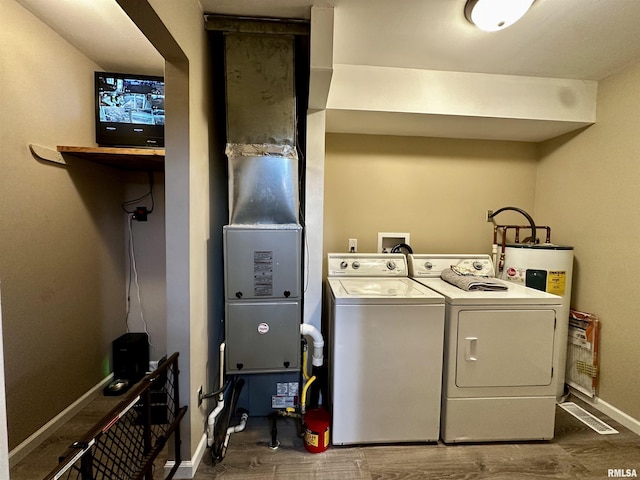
122;170;155;221
123;171;154;353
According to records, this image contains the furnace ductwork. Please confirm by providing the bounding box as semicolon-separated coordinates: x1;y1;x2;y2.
226;143;299;225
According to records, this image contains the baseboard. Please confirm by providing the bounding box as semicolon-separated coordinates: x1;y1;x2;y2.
570;388;640;436
8;374;113;468
164;433;207;479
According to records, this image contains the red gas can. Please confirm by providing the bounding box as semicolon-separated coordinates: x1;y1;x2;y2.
303;408;330;453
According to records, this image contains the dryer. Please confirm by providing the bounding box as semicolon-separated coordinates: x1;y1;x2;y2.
408;254;562;443
326;253;445;445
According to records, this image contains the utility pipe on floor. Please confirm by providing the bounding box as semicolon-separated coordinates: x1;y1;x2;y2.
221;409;249;458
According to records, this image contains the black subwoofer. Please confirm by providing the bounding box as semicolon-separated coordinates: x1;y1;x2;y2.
104;332;149;396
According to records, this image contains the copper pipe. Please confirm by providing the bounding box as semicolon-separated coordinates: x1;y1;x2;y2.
495;225;552;245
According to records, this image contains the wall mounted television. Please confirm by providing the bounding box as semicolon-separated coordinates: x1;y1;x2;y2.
95;72;165;148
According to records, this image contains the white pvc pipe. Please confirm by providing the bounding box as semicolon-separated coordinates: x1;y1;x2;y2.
206;343;226;447
218;342;225;391
300;323;324;367
491;244;498;277
222;412;249;458
226;412;249;436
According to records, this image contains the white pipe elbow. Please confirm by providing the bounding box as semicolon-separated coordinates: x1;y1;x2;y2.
300;323;324;367
226;412;249;435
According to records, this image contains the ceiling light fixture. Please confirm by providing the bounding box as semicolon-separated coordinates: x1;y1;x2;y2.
465;0;535;32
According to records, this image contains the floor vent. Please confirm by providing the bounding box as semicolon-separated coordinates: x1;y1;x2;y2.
559;402;619;434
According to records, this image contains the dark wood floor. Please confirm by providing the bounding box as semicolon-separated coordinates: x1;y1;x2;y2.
10;394;640;479
195;396;640;480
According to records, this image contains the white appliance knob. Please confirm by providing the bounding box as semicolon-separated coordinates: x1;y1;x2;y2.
387;261;396;270
340;261;348;269
352;261;360;269
472;261;483;271
424;262;433;270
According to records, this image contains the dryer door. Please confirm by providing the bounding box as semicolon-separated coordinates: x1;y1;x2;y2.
455;309;555;388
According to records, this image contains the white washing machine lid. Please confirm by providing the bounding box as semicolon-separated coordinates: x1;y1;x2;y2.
328;277;444;305
414;277;561;306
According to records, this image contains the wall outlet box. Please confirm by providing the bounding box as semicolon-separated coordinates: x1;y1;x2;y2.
378;232;411;253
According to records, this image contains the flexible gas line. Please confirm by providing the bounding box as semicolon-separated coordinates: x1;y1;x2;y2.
301;375;316;414
302;344;310;381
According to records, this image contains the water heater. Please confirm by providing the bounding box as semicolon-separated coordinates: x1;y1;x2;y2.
501;243;574;398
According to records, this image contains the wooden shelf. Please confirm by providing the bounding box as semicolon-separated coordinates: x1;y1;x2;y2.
57;146;165;171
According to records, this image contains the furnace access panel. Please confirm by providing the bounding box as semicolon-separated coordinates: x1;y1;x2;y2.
223;225;302;301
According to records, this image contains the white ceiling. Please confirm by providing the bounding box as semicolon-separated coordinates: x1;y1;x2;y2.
16;0;640;81
15;0;163;75
15;0;640;141
203;0;640;81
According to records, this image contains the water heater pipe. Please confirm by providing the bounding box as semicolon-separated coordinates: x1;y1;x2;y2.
300;324;324;367
488;207;537;245
493;224;552;272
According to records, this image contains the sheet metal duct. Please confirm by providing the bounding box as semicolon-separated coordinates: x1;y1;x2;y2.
225;33;296;145
210;16;309;415
226;143;299;225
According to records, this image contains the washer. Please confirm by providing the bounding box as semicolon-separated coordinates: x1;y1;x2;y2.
326;253;445;445
408;254;562;443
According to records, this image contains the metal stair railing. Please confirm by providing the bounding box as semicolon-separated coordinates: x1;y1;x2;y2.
43;352;187;480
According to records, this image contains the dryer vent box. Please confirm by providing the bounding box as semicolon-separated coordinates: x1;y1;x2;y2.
378;232;410;253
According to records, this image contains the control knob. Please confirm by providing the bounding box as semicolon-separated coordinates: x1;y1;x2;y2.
387;260;396;270
472;261;484;271
424;261;433;270
352;261;360;269
340;261;348;269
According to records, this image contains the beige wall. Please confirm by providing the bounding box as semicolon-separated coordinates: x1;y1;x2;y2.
0;0;126;449
124;172;167;361
536;60;640;420
130;0;221;464
323;60;640;425
1;0;224;466
324;133;538;258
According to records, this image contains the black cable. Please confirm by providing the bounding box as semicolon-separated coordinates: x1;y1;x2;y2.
202;379;232;399
124;213;134;331
122;170;155;214
489;206;537;244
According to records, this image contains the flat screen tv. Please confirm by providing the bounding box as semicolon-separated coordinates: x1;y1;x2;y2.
95;71;165;148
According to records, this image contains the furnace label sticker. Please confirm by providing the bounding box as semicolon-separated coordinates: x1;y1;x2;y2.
254;250;273;296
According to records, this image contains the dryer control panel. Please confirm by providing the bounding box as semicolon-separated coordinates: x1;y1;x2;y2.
327;253;408;277
409;254;495;278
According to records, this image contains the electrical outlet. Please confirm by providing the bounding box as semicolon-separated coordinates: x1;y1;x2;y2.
348;238;357;253
486;210;494;222
197;385;203;407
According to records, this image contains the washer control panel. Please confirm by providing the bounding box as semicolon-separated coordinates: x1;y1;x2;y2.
328;253;408;277
408;254;495;278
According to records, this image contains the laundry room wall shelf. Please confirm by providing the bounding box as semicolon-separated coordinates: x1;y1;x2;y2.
56;146;165;171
